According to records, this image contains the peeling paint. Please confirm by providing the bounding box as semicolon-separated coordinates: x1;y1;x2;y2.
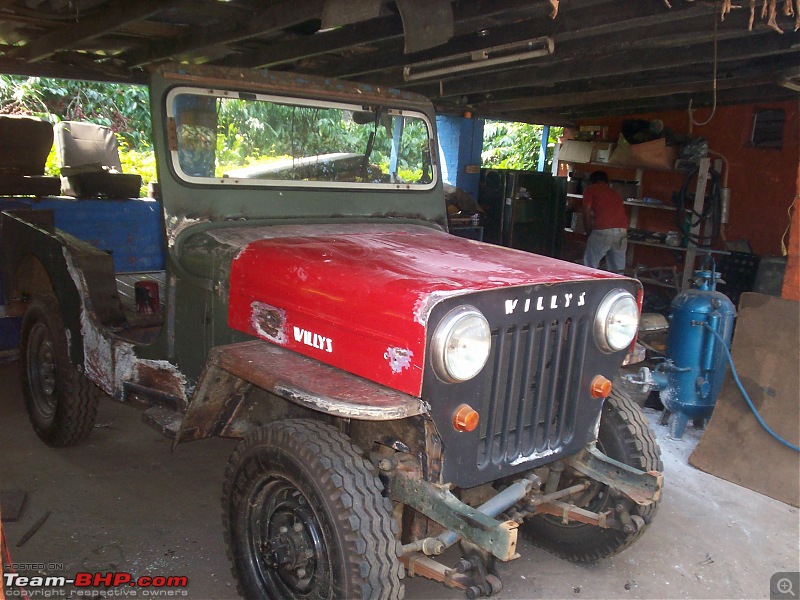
166;214;204;247
274;384;420;420
385;347;413;374
250;301;287;345
63;248;131;396
413;289;473;326
134;359;189;406
510;446;558;466
62;247;188;404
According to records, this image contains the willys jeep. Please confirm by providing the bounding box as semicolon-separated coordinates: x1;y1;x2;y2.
1;64;662;599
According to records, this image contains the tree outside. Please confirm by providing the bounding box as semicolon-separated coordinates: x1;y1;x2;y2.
482;120;563;172
1;77;564;194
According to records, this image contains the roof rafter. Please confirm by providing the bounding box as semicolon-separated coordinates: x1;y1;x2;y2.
7;0;177;63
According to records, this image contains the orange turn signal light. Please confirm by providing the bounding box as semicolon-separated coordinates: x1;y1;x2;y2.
590;375;613;399
453;404;480;432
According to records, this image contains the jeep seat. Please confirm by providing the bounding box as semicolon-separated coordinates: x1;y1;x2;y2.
0;115;61;196
54;121;142;198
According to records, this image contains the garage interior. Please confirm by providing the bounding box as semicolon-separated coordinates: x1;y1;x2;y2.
0;1;799;599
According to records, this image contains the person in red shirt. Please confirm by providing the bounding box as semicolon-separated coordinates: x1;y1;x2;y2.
582;170;629;272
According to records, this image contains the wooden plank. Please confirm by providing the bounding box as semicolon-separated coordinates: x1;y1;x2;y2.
0;55;144;84
229;14;404;70
475;65;800;113
430;21;793;99
127;0;325;68
8;0;175;62
220;0;552;70
491;83;798;131
689;293;800;507
337;0;710;83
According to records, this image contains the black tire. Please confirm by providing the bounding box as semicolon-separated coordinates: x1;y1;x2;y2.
222;419;404;600
523;387;663;562
19;293;101;446
613;371;650;407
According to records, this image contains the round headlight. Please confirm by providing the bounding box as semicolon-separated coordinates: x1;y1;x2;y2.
594;289;639;353
431;306;491;383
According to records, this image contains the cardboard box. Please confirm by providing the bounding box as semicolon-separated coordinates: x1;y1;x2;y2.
557;140;593;163
592;142;616;163
609;135;677;170
558;140;617;164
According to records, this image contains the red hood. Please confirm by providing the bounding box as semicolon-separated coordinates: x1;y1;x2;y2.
228;224;620;397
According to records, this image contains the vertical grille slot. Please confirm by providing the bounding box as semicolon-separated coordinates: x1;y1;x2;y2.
477;315;589;470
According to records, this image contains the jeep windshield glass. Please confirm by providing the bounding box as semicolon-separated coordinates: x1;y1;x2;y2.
167;87;435;190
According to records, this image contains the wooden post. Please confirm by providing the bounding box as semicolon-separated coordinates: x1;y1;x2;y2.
681;157;711;290
780;162;800;301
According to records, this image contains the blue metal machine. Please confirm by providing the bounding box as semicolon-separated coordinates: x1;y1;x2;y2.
628;264;736;438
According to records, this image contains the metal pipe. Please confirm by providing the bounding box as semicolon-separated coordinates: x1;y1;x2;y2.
701;312;720;373
436;475;538;549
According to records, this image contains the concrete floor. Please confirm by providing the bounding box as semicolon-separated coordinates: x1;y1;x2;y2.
1;359;798;600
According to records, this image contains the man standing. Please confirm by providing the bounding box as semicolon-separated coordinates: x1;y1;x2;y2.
582;170;629;273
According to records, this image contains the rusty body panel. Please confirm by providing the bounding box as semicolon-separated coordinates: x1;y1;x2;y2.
177;340;428;444
153;63;432;113
566;443;663;506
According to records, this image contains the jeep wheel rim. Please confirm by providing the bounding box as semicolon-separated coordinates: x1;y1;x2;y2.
250;478;332;598
27;322;58;422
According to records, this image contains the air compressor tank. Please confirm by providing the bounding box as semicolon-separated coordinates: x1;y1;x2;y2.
661;268;736;438
623;266;736;439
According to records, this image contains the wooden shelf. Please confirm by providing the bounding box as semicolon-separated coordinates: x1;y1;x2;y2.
625;199;675;211
562;160;683;174
627;239;728;255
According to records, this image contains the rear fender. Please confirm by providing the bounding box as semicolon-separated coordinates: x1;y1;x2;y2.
1;211;124;370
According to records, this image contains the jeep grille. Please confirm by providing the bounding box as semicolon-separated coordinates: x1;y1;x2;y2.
477;315;589;469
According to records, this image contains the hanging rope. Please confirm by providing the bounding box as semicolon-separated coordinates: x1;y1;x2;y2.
688;1;719;128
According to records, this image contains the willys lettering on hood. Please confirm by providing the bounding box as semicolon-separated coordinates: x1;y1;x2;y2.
227;224;618;397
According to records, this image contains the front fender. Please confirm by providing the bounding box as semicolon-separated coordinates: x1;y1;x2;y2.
175;340;428;444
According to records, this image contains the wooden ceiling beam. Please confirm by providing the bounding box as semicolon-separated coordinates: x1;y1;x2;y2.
0;55;145;83
7;0;175;62
475;63;800;113
226;13;404;70
405;8;753;99
126;0;325;68
219;0;554;70
455;35;800;106
522;85;799;124
342;1;713;89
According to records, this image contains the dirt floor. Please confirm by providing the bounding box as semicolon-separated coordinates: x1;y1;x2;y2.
1;359;798;600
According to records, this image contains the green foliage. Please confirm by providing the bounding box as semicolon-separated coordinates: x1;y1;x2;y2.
209;97;429;183
0;75;151;151
482;121;563;171
117;140;157;197
2;75;154;194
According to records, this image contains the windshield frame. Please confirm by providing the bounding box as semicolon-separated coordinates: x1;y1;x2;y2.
165;86;437;191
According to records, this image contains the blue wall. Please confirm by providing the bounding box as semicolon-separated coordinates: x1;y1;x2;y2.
436;116;484;200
